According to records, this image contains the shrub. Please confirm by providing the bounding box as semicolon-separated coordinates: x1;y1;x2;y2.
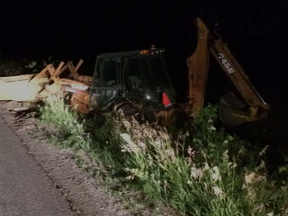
0;60;25;76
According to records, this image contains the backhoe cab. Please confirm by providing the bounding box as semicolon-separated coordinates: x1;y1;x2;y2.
89;47;176;114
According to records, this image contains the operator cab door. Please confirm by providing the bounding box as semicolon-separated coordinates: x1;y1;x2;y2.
123;56;154;102
89;56;122;109
122;55;175;107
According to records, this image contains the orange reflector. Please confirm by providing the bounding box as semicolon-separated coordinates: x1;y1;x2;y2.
140;50;149;54
162;92;172;107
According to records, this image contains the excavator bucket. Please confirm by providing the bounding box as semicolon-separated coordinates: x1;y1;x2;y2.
219;92;251;127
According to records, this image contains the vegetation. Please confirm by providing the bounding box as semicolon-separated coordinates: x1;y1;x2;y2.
0;55;56;76
37;94;288;216
1;57;287;215
0;58;26;76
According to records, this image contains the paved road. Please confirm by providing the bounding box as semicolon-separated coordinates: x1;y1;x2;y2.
0;115;76;216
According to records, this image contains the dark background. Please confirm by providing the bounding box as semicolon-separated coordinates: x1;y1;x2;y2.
0;0;287;146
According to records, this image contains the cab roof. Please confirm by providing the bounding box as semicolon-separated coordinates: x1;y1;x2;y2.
97;48;166;58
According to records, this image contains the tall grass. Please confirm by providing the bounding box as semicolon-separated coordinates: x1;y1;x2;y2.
38;94;93;151
38;95;288;216
118;108;288;216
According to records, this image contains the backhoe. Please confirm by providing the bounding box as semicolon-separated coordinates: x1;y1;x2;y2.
0;18;271;127
71;18;270;127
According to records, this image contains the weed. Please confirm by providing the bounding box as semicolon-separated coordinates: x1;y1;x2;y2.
37;95;288;216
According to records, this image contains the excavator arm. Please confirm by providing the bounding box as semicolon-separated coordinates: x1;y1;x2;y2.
209;31;271;126
186;19;210;114
187;18;271;127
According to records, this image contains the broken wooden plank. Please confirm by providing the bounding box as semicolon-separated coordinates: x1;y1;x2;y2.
0;74;34;82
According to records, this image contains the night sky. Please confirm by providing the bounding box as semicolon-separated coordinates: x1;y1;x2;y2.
0;0;287;144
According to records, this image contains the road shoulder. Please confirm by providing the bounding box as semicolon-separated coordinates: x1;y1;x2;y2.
0;101;131;216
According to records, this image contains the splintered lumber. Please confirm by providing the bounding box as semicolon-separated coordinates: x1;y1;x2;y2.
0;74;38;101
0;59;92;104
0;65;55;102
67;60;93;85
0;74;34;82
0;79;40;101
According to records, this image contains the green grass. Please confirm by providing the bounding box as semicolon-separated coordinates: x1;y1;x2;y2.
37;94;288;216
